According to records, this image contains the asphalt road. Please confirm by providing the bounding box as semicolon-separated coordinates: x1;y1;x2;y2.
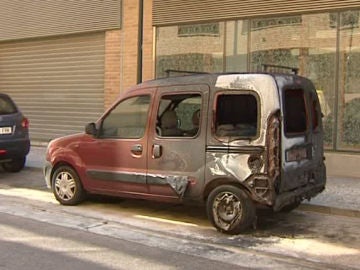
1;167;360;269
1;213;249;270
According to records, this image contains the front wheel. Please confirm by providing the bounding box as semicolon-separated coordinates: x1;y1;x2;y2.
52;165;85;205
206;185;255;234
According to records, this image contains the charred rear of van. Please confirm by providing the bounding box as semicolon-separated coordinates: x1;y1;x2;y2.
205;73;326;234
274;75;326;210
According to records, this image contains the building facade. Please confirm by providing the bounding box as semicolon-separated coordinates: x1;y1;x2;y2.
0;0;359;177
152;0;360;177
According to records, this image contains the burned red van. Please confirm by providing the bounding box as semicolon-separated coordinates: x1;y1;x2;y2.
44;72;326;234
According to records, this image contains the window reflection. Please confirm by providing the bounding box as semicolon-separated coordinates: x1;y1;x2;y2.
155;23;225;78
338;10;360;149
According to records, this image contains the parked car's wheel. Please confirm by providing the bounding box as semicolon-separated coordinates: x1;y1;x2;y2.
2;157;26;172
206;185;255;234
52;165;85;205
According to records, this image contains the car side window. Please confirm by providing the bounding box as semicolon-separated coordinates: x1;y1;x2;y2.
100;95;151;139
157;94;202;137
215;93;258;138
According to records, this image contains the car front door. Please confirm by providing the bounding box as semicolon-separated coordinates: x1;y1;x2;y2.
78;92;152;195
146;85;209;201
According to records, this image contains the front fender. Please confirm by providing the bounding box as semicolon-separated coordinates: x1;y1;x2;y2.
47;146;86;185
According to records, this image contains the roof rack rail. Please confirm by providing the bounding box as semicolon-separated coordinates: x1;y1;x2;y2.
262;64;299;75
165;69;209;77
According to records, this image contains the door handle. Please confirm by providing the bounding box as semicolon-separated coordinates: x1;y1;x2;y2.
152;144;162;159
131;144;143;155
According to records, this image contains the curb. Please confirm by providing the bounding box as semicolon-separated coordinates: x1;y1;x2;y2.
298;203;360;219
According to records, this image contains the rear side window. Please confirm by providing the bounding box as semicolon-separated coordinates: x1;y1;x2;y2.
215;93;258;138
0;96;17;115
157;94;202;137
284;89;307;134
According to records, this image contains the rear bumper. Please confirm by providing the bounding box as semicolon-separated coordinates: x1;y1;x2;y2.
0;138;30;161
273;182;326;211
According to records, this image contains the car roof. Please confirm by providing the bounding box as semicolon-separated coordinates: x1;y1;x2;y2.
131;72;306;90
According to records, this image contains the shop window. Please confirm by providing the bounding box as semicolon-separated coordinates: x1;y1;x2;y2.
225;20;248;72
249;13;336;147
337;10;360;150
155;24;225;78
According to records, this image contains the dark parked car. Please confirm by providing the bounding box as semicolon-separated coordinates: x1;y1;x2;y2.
0;93;30;172
44;72;326;234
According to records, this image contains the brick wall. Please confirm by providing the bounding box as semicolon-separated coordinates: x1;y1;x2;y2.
142;0;154;81
104;30;121;109
120;0;140;94
104;0;154;109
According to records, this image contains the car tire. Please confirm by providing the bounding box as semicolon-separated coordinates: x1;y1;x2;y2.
206;185;255;234
52;165;85;205
2;156;26;172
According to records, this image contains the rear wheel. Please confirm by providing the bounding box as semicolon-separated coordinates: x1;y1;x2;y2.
52;165;85;205
206;185;255;234
2;157;26;172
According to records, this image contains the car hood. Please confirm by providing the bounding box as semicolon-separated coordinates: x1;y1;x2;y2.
49;133;87;148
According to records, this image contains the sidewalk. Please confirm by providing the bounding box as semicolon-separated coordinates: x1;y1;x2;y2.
300;176;360;218
26;145;360;218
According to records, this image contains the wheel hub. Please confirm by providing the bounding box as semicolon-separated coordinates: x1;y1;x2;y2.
213;192;242;230
55;172;75;200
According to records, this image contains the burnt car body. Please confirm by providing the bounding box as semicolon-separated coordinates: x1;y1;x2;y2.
0;93;30;172
44;73;326;234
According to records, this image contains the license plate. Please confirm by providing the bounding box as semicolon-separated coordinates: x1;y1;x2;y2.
0;127;12;135
286;147;308;162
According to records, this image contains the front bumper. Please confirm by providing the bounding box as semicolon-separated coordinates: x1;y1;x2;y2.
43;161;53;189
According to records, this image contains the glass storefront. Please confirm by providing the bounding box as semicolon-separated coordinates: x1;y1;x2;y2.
155;23;225;78
155;10;360;152
338;11;360;150
249;14;337;149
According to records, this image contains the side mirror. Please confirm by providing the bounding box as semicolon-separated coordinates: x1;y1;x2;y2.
85;123;97;136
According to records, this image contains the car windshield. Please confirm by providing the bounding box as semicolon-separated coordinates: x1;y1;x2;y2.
0;95;17;115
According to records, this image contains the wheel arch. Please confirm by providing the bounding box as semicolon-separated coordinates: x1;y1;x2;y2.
50;161;82;189
203;177;253;202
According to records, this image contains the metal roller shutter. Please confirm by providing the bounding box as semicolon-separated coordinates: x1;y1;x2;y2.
153;0;360;26
0;32;105;142
0;0;121;41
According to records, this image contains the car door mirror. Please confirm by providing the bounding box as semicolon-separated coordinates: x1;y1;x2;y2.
85;122;97;136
